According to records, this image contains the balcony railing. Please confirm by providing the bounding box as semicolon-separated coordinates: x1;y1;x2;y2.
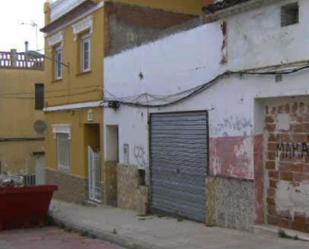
0;50;44;70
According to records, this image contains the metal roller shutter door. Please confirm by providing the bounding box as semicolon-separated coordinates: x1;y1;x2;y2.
150;111;208;222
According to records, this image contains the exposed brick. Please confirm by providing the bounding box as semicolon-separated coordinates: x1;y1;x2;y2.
267;142;278;151
267;151;276;161
279;210;292;219
268;215;279;225
266;197;275;206
268;133;278;142
278;218;291;229
265;116;274;123
293;134;307;143
293;173;309;182
267;188;275;198
266;161;276;170
292;102;298;113
267;204;277;216
265;124;276;132
303;165;309;173
302;123;309;133
279;163;304;173
285;104;290;113
291;124;303;133
278;133;290;142
291;219;307;232
269;179;278;189
280;171;293;181
299;102;305;113
269;171;279;179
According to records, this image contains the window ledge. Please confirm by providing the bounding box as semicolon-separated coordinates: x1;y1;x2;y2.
52;78;63;83
76;70;92;76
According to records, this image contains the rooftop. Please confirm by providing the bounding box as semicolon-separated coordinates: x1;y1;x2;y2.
0;49;44;70
206;0;251;12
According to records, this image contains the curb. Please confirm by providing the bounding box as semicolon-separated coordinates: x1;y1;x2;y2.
51;213;165;249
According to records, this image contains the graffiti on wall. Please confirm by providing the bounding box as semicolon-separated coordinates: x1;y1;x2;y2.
277;142;309;159
134;145;147;168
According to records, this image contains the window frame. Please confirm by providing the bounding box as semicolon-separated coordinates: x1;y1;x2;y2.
56;132;71;172
281;2;299;27
54;45;63;80
80;33;92;73
34;83;44;110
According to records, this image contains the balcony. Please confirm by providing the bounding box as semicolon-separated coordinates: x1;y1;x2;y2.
0;50;44;71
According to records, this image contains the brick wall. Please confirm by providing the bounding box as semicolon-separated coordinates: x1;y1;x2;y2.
105;2;200;56
264;100;309;233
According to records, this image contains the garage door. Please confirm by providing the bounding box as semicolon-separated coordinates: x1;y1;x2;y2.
150;111;208;222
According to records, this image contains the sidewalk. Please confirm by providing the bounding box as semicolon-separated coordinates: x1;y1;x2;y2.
50;200;308;249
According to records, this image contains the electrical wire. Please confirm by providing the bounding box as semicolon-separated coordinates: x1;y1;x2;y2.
105;62;309;108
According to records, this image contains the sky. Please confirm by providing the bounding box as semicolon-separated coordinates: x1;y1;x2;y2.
0;0;46;53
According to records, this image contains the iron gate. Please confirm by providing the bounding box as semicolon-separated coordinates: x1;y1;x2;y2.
150;111;208;222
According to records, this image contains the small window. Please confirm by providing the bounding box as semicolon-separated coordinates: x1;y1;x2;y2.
54;46;63;80
281;2;299;27
56;133;70;172
138;169;146;186
35;83;44;110
81;34;91;72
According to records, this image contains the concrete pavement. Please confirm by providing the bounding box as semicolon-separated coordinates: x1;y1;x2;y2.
50;200;309;249
0;227;123;249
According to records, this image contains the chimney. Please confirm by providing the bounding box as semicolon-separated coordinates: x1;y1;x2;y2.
25;41;29;52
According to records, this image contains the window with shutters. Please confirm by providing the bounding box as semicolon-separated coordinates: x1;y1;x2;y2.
56;133;70;172
80;34;91;72
35;83;44;110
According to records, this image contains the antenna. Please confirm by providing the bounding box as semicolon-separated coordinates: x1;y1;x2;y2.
20;21;39;50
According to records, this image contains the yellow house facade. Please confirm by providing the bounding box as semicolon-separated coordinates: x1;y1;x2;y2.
0;48;45;179
42;0;203;204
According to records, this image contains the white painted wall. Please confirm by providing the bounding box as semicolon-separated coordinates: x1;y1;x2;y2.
227;0;309;70
50;0;87;21
104;0;309;180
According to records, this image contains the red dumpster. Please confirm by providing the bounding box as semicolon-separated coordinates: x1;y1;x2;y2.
0;185;58;230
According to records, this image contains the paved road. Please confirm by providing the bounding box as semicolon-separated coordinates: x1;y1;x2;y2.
0;227;124;249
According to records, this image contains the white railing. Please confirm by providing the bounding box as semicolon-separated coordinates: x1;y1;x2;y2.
0;51;44;70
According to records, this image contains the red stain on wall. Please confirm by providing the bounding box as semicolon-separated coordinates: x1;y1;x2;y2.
254;134;264;224
209;136;253;179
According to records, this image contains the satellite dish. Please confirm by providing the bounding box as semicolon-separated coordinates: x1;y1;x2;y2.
33;120;47;135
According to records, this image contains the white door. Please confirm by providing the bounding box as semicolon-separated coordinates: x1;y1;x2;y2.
88;146;102;202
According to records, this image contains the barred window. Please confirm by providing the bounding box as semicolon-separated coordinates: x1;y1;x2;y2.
56;133;70;172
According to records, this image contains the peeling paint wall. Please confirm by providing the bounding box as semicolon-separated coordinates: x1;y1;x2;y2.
264;97;309;233
227;0;309;70
104;0;309;229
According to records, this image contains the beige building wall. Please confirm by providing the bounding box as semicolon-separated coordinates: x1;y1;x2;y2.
0;68;45;175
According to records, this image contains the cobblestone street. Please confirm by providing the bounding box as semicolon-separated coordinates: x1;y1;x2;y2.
0;227;124;249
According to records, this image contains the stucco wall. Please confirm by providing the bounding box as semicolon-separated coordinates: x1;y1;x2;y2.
0;68;45;174
226;0;309;71
104;0;309;228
